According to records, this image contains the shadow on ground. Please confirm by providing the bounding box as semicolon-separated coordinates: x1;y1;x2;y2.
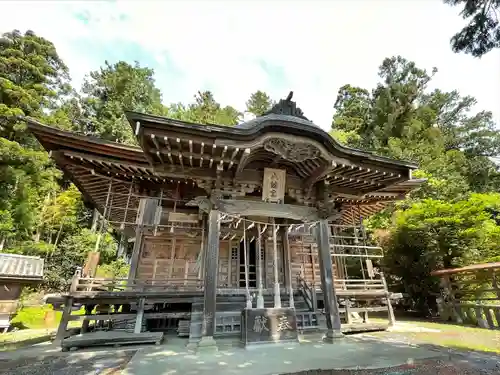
0;348;136;375
0;333;498;375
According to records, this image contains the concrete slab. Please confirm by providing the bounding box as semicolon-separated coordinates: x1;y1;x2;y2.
123;334;444;375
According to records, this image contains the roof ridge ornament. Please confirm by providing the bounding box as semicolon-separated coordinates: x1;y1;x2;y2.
261;91;310;121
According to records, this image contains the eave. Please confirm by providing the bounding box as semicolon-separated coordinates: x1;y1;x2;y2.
126;111;418;171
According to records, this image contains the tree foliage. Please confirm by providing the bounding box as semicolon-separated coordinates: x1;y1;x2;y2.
80;61;166;144
0;30;70;144
168;91;242;125
444;0;500;57
246;90;275;116
334;55;500;314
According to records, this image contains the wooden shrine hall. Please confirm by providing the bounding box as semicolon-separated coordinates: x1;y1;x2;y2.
28;93;424;350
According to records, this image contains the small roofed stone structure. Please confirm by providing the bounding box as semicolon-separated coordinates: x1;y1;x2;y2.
0;253;44;332
27;93;425;350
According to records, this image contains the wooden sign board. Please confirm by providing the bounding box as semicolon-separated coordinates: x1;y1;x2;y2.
241;307;299;347
262;168;286;203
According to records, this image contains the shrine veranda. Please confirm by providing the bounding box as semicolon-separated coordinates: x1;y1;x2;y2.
28;95;424;349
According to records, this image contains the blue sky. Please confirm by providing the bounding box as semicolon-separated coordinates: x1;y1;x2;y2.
3;0;500;130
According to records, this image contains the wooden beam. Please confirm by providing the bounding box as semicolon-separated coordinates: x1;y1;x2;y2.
304;161;333;189
234;148;252;177
215;199;321;221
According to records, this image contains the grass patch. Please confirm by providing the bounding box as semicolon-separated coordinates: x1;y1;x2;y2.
0;329;54;351
369;318;500;354
10;305;83;330
11;305;61;329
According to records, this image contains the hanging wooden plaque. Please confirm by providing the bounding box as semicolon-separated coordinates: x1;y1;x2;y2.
262;168;286;203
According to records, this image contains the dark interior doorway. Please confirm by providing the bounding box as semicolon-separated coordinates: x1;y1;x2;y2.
239;240;257;288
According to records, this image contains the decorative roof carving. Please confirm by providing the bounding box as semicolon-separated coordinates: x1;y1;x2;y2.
263;138;320;162
261;91;310;121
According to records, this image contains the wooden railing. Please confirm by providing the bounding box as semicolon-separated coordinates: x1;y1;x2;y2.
432;262;500;330
333;278;387;296
70;274;204;294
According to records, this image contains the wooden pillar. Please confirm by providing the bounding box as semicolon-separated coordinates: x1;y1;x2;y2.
282;230;294;308
491;271;500;325
128;229;144;282
444;275;463;324
54;296;73;346
134;298;145;333
81;304;95;333
128;198;158;283
272;221;282;308
198;209;220;350
315;220;342;341
256;224;264;308
381;272;396;327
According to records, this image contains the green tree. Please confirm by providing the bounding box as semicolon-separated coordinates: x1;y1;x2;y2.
0;138;60;247
245;90;274;116
0;29;70;144
331;55;500;198
383;193;500;313
168;91;241;126
80;60;166;144
444;0;500;57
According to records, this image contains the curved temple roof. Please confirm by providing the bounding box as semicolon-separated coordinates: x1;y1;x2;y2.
27;96;425;229
125;92;417;172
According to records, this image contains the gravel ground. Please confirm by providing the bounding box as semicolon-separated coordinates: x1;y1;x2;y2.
285;357;500;374
0;350;136;375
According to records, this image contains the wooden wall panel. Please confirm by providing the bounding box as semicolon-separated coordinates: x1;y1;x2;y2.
218;241;230;287
264;238;284;287
288;236;339;288
136;236;202;283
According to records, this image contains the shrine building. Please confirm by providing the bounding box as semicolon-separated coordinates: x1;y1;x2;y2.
28;93;424;350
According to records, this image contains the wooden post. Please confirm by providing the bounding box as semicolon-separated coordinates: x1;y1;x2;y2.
443;275;463;324
128;198;158;283
272;220;281;308
311;285;318;312
243;223;251;308
227;240;232;288
491;270;500;325
128;230;144;283
54;296;73;346
345;300;352;324
381;272;396;327
70;267;82;293
198;210;220;350
315;220;342;342
282;229;294;308
134;298;145;333
256;224;264;308
81;304;95;333
198;220;206;279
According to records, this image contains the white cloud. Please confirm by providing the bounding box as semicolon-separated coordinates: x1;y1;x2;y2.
2;0;500;131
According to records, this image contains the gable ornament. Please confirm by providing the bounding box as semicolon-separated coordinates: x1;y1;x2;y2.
263;138;320;163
